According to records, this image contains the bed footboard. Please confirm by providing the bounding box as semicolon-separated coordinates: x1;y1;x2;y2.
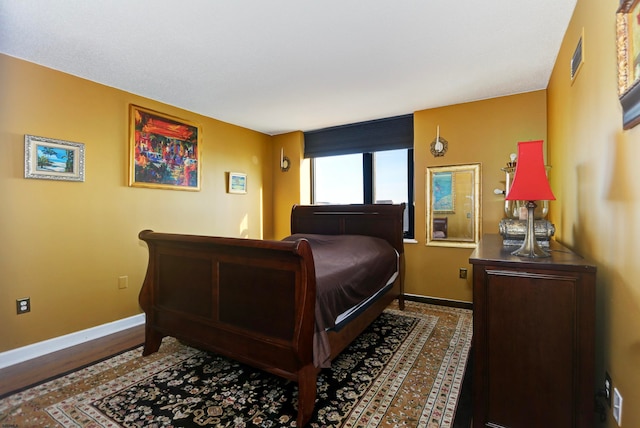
138;230;317;371
138;230;318;425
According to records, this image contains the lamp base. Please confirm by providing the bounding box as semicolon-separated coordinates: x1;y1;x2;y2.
510;201;551;258
511;239;551;257
499;218;555;247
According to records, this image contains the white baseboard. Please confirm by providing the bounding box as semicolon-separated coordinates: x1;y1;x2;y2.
0;313;146;370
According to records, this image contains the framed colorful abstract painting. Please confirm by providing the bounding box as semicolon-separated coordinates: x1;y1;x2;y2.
129;105;201;190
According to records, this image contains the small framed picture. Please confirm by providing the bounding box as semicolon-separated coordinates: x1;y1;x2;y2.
228;172;247;194
24;135;85;182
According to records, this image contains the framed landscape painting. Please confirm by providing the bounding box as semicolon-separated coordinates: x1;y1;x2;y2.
129;105;201;190
24;134;85;182
228;172;247;194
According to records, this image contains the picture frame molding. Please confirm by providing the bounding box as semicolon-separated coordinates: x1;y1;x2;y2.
24;134;85;182
426;163;481;249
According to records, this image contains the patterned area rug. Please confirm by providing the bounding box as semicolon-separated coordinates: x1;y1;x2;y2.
0;302;472;427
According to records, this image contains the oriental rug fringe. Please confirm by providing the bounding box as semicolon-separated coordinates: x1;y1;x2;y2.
0;302;472;427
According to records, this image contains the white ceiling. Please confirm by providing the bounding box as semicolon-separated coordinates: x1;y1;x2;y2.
0;0;576;135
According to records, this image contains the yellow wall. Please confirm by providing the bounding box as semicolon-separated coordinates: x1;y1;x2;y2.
548;0;640;425
406;91;547;301
271;131;310;239
0;54;274;351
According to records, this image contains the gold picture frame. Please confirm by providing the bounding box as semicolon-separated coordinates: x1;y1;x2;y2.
426;163;481;248
129;105;201;190
617;0;640;128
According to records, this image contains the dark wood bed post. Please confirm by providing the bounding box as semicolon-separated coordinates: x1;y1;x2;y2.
297;364;318;426
137;236;164;356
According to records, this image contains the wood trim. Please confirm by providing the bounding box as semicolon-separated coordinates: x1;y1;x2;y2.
0;324;144;398
404;293;473;310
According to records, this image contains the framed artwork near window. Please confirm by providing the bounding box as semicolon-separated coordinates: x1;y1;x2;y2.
24;134;85;182
617;0;640;129
426;163;481;248
129;105;201;190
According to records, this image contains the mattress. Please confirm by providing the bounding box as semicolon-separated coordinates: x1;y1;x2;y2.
283;233;399;367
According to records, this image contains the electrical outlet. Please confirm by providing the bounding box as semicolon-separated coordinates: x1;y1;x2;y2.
605;372;612;407
613;387;623;426
16;297;31;314
459;268;467;279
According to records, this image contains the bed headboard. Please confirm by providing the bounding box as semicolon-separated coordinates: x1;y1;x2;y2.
290;204;406;254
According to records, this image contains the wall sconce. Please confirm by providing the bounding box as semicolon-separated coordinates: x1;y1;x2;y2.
430;125;448;157
280;148;290;172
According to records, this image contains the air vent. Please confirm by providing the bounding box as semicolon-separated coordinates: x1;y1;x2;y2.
571;30;584;83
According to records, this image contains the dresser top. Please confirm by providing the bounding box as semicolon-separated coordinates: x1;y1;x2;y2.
469;234;596;272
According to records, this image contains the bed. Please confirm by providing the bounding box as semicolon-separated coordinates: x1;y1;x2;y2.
137;203;405;426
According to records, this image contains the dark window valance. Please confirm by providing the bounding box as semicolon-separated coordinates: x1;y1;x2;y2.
303;114;413;158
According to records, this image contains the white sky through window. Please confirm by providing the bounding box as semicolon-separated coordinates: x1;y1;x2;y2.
314;150;407;205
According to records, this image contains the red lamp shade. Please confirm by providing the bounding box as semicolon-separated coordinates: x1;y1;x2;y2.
505;140;556;201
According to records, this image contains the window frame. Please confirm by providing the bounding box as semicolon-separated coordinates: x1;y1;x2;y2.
311;148;414;239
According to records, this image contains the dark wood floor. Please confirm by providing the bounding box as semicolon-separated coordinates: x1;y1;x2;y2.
0;324;145;398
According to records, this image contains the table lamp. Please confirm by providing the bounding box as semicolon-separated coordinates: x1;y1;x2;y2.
505;140;556;257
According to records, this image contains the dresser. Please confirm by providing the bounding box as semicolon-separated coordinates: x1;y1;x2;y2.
469;234;596;428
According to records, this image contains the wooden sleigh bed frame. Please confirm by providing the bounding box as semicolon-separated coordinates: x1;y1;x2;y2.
138;203;405;426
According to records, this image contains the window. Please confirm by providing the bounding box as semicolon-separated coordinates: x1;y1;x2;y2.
312;148;414;238
313;154;363;204
304;114;414;238
373;149;408;204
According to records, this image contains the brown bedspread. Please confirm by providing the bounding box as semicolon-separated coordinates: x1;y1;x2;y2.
283;233;398;367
